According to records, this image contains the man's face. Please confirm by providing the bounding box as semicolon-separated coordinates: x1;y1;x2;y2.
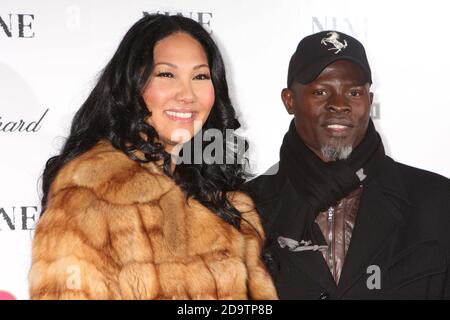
281;60;373;162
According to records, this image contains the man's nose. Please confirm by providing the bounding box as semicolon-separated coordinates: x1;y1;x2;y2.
175;80;194;104
326;94;350;113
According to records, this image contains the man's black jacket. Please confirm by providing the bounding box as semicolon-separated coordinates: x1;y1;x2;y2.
246;156;450;299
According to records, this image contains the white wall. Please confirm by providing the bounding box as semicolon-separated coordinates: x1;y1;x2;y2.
1;0;449;299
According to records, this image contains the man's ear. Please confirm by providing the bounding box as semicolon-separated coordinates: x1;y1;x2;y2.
369;92;374;105
281;88;295;115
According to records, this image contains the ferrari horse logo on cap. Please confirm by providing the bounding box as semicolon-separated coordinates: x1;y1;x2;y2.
321;31;348;54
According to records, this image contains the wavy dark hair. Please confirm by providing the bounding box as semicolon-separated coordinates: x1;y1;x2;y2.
41;14;250;229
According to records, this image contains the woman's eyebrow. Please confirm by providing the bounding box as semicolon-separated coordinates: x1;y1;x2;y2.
153;62;177;68
194;64;209;70
153;62;209;70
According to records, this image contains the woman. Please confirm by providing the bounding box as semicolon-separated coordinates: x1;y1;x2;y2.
28;14;277;300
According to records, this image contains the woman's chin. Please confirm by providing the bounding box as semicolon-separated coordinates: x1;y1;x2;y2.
163;139;188;154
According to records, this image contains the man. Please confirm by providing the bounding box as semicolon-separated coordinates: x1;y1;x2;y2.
247;30;450;299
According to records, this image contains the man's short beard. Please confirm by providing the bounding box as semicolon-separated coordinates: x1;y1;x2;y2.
320;139;353;162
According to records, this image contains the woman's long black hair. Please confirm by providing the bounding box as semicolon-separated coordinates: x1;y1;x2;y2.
41;14;250;229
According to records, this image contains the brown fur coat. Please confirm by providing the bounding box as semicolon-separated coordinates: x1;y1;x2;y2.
29;141;277;300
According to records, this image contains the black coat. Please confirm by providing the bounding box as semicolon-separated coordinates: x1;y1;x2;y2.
246;156;450;299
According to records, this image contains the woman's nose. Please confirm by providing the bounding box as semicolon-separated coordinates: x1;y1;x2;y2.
175;80;194;104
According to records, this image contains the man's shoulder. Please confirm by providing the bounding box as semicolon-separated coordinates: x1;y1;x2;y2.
383;158;450;209
393;160;450;191
247;163;281;186
386;159;450;245
245;163;287;200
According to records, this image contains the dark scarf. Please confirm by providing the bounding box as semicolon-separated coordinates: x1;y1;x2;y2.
278;119;385;245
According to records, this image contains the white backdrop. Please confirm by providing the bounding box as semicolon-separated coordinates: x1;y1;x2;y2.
1;0;449;299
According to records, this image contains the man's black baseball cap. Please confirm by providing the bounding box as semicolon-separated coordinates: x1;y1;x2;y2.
287;30;372;86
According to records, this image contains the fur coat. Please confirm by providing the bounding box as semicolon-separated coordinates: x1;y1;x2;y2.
29;141;277;300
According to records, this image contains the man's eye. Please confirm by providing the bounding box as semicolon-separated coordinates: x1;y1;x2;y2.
313;90;327;96
349;90;362;97
193;74;211;80
156;72;174;78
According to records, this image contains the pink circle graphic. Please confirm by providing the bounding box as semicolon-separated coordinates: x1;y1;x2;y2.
0;290;16;300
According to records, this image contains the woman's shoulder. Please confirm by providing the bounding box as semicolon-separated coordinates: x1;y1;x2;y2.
227;191;255;212
49;140;173;205
227;191;265;234
50;140;136;194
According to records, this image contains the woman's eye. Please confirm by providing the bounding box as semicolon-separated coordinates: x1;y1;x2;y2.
156;72;174;78
193;73;211;80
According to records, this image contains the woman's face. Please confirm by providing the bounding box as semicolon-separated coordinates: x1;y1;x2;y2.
143;32;215;152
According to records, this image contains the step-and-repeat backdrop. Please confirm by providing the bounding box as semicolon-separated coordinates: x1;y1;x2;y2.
1;0;449;299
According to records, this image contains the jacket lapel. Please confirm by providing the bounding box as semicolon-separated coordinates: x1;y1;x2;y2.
265;178;338;292
336;158;408;296
277;227;338;292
